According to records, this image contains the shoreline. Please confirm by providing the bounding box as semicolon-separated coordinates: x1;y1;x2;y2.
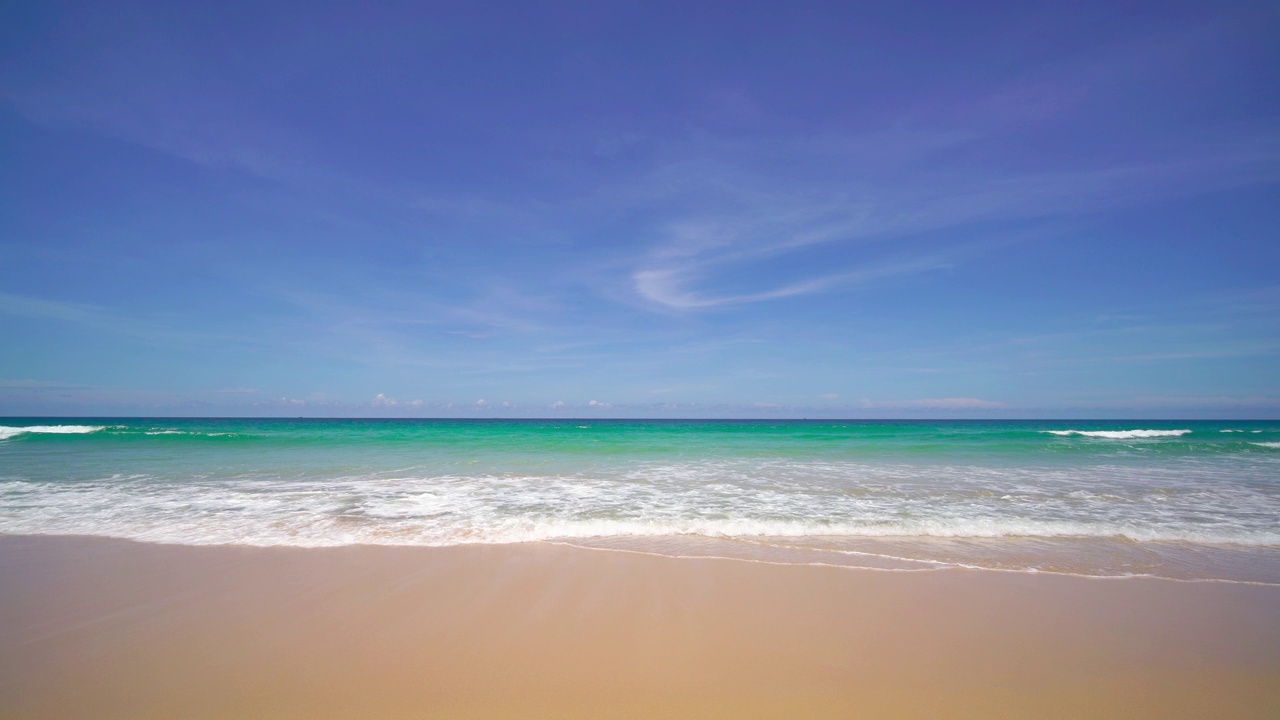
6;530;1278;585
3;535;1278;718
544;538;1280;586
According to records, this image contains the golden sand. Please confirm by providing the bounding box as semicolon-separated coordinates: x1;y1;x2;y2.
1;535;1277;719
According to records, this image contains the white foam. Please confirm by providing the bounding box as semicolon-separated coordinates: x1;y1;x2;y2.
1252;442;1280;449
3;508;1277;549
2;457;1278;550
142;430;236;437
0;425;105;440
1044;429;1191;439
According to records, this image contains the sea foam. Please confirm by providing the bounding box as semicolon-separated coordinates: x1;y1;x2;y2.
1044;429;1191;439
3;419;1278;582
0;425;105;440
2;456;1277;550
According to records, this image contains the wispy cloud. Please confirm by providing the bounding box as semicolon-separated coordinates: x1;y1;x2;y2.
2;5;1275;417
607;18;1280;312
634;254;951;309
0;291;248;346
625;135;1279;311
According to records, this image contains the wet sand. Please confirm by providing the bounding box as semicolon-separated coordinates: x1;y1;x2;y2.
1;535;1278;719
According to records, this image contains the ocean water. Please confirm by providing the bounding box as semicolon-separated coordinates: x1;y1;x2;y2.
2;418;1278;583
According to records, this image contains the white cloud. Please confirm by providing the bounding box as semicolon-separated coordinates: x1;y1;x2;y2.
633;267;829;310
626;95;1280;313
917;398;1008;409
587;399;611;408
634;255;950;310
372;393;398;407
476;399;487;407
550;400;565;409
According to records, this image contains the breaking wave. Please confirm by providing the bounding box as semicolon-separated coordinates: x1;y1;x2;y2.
1044;429;1191;439
0;425;106;441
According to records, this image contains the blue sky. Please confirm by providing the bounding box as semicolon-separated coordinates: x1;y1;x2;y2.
1;0;1277;418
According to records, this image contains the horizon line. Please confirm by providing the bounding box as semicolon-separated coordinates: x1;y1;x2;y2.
3;416;1277;422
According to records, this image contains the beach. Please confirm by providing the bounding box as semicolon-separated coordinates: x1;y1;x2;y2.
7;1;1278;715
2;535;1278;719
2;419;1278;717
3;419;1279;583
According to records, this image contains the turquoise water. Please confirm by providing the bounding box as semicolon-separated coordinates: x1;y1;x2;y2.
2;418;1278;582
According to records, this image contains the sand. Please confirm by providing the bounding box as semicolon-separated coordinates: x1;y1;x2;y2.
1;535;1278;719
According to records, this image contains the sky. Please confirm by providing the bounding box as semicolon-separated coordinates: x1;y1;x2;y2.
1;0;1278;418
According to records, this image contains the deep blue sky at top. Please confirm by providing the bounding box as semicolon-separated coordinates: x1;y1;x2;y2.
1;0;1277;417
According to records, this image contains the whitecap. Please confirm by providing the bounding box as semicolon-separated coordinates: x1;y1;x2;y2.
0;425;105;440
1044;429;1191;439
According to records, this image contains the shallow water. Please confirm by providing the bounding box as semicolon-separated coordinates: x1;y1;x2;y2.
2;418;1278;582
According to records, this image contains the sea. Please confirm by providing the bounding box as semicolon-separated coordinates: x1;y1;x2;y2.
2;418;1278;583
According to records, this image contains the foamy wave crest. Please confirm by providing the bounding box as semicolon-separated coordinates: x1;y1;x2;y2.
470;518;1280;547
2;458;1278;550
1044;429;1191;439
0;425;106;441
2;511;1277;549
1252;442;1280;449
132;429;239;438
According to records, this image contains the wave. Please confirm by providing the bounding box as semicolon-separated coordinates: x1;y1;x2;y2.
1044;429;1191;439
3;466;1277;549
2;513;1277;549
0;426;244;440
0;425;106;441
142;430;237;437
464;518;1280;547
1252;442;1280;449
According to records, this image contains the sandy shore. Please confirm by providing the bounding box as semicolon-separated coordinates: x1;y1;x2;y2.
1;536;1277;719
